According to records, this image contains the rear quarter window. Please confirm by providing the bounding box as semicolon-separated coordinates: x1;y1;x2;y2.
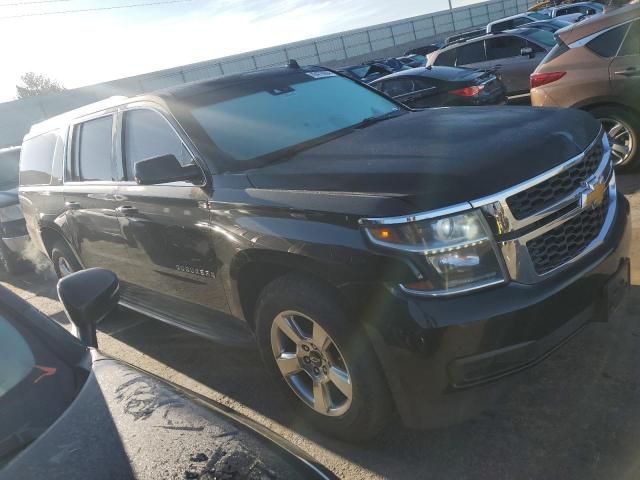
540;40;570;65
457;41;486;64
587;24;629;58
434;48;457;66
69;116;114;182
618;21;640;57
19;133;58;186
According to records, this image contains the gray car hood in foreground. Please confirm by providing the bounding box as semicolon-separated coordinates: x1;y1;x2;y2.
1;356;335;480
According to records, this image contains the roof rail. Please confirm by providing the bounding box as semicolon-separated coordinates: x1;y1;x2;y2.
27;95;130;138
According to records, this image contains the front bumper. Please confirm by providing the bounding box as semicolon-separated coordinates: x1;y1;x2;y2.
365;193;631;428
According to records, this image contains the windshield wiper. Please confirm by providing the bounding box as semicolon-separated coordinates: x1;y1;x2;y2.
352;110;404;129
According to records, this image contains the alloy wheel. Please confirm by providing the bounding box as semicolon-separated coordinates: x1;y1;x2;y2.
270;310;352;417
600;117;634;167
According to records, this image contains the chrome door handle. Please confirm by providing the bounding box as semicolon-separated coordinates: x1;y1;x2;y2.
116;206;138;215
614;67;640;77
65;201;80;210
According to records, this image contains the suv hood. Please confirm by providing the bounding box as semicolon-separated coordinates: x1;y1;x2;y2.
246;107;601;212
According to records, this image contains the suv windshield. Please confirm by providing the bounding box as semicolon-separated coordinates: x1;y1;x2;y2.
184;71;400;164
0;150;20;189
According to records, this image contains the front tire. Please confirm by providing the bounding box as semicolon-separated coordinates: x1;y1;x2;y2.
590;106;639;171
255;274;393;442
51;240;81;278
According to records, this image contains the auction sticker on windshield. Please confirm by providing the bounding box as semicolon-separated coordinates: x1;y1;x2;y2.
306;71;337;79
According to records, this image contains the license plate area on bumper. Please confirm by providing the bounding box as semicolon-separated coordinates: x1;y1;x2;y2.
596;258;631;322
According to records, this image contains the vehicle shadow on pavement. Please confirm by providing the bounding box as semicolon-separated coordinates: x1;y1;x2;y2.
618;173;640;195
97;285;640;480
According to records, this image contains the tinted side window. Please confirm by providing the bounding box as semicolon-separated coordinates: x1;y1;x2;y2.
0;150;20;187
413;78;439;90
50;133;65;186
492;20;514;33
123;109;192;181
434;48;457;66
19;133;57;186
486;36;527;60
380;79;414;97
619;21;640;57
71;116;113;182
457;41;486;64
587;25;629;58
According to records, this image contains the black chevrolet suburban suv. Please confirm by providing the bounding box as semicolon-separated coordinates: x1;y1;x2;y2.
19;66;631;441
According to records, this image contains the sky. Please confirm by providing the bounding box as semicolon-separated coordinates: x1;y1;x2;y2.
0;0;484;103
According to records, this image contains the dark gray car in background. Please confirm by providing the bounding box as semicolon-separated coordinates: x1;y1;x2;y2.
0;146;29;273
427;27;557;95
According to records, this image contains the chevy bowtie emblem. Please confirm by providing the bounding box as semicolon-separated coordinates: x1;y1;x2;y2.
580;181;607;210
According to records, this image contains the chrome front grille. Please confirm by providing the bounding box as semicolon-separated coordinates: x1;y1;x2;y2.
472;130;616;284
527;196;608;275
506;141;604;219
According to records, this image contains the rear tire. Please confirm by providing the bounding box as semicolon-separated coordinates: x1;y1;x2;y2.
51;240;81;278
590;106;639;171
255;274;393;442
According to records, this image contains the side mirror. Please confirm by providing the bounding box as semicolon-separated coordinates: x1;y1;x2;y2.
57;268;120;348
521;47;534;58
134;154;203;185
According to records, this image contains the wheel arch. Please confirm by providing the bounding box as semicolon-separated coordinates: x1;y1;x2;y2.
40;226;84;268
229;250;352;331
574;98;640;117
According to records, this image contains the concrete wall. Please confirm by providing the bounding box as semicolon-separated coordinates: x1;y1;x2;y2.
0;0;535;148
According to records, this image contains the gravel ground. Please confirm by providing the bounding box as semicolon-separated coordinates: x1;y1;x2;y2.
3;173;639;480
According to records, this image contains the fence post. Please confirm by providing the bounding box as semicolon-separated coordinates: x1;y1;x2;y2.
313;42;320;64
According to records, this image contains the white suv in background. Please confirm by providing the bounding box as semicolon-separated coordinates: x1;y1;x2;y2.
486;12;550;33
0;146;30;273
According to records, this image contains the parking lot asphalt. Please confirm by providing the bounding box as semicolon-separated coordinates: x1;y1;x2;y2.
3;173;640;480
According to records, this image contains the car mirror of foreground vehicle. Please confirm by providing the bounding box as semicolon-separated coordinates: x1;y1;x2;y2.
520;46;535;58
57;268;120;348
134;154;203;185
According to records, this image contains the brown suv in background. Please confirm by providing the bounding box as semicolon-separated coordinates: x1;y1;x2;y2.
531;3;640;169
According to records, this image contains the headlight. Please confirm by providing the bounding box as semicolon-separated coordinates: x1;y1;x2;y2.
363;210;505;295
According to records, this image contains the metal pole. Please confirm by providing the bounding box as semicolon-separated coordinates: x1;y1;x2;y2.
449;0;455;32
